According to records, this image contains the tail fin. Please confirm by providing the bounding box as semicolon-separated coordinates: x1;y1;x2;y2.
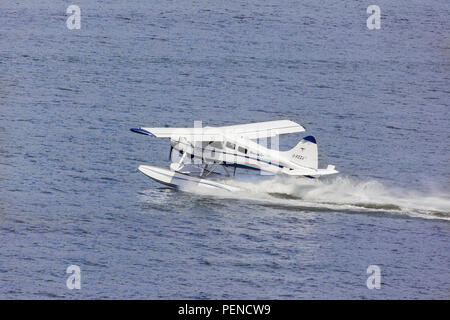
284;136;318;169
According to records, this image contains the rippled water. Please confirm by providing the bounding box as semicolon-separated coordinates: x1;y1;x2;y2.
0;0;449;299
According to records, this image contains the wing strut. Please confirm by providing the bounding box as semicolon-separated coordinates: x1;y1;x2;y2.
222;165;231;177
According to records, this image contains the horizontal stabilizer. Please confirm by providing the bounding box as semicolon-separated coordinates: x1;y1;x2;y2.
282;164;338;177
316;165;339;175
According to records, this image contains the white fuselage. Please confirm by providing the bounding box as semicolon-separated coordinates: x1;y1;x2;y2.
170;135;307;175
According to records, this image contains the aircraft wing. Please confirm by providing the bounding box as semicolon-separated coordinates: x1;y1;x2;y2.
131;120;305;141
220;120;305;139
130;127;226;141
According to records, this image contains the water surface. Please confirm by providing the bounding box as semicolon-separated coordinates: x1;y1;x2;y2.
0;0;449;299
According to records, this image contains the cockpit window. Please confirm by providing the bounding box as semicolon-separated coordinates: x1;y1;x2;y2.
210;141;223;149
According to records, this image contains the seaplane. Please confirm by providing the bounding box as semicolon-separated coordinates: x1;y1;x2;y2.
130;120;338;192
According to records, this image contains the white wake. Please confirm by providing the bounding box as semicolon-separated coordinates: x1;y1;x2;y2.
192;175;450;221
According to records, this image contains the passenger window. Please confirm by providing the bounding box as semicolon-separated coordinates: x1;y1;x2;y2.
226;142;235;150
238;146;247;154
